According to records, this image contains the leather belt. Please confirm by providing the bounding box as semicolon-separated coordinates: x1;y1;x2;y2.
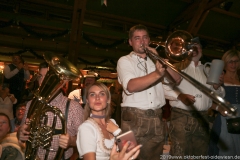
172;107;207;117
122;107;162;117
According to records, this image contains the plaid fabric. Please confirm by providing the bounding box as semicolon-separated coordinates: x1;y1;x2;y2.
23;92;84;160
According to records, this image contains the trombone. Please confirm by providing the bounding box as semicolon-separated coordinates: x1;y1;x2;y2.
146;30;237;116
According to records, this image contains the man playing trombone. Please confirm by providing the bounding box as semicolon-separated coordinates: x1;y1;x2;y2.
117;24;182;160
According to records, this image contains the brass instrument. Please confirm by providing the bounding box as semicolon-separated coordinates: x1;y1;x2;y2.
25;52;82;160
146;30;237;116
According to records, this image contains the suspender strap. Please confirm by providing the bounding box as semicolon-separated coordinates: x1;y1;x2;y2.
65;98;71;122
62;98;71;160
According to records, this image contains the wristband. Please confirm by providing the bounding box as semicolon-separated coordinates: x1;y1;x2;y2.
113;128;122;137
215;105;219;111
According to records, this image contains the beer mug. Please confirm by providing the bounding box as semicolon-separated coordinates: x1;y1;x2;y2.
203;59;224;85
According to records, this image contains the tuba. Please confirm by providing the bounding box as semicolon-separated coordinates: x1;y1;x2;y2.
25;52;82;160
146;30;237;116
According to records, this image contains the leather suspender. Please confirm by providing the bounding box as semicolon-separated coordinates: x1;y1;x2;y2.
62;98;71;160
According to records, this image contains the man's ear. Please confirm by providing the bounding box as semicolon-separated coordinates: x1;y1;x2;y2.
129;39;132;46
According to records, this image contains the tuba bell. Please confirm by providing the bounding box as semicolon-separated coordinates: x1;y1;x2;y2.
25;52;82;160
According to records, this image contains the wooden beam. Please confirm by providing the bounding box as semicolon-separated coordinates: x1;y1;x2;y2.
187;0;208;34
68;0;87;66
66;0;85;95
196;34;230;44
204;0;227;11
212;7;240;19
85;10;166;30
192;10;209;35
169;0;227;30
21;0;73;10
169;1;200;29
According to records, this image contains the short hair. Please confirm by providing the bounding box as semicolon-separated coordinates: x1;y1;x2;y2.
83;82;112;121
128;24;149;39
12;53;21;58
222;50;240;70
12;53;24;63
16;103;26;111
39;62;49;70
0;112;11;133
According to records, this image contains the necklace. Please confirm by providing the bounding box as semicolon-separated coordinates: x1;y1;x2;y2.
90;113;106;119
88;118;113;154
91;118;112;139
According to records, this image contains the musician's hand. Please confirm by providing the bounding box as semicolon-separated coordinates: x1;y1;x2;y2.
106;120;119;134
218;106;228;117
18;118;30;142
110;142;142;160
177;93;195;106
155;61;165;78
214;104;228;117
59;134;71;149
8;94;16;103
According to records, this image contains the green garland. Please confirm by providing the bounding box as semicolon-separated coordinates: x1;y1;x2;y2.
18;22;70;39
0;19;70;39
0;19;127;48
0;48;117;66
82;32;127;49
0;48;43;59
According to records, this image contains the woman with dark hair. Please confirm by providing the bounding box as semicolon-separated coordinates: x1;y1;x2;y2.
0;112;24;160
76;82;141;160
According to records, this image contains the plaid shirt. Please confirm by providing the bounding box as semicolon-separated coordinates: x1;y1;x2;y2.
22;92;84;160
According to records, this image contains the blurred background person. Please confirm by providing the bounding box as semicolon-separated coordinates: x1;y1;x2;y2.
68;82;82;103
208;49;240;158
0;83;17;132
3;54;30;115
12;103;26;132
163;42;224;158
109;86;121;126
0;112;24;160
68;72;98;106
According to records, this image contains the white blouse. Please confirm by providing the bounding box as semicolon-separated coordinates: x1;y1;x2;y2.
77;118;116;160
0;94;17;120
